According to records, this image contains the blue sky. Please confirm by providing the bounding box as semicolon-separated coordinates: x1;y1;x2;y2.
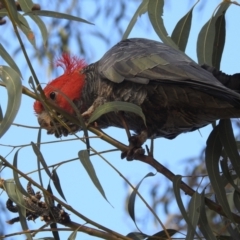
0;0;240;239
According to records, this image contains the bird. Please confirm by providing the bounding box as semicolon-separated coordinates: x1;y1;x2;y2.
33;38;240;159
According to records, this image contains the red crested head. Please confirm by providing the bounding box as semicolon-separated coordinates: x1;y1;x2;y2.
34;54;87;115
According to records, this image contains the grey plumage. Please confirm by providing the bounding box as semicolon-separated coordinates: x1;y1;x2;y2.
81;38;240;140
34;38;240;147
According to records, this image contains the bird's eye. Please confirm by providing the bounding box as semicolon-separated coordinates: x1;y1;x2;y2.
49;92;56;100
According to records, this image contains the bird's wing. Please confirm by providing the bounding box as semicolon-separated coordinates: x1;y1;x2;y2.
97;38;240;100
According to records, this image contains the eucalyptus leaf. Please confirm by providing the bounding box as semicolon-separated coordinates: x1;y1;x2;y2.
0;105;3;121
186;192;202;240
205;125;234;222
146;229;178;240
52;169;67;201
13;149;29;197
128;172;155;226
50;222;60;240
122;0;149;40
148;0;178;49
18;0;48;44
4;180;32;239
197;2;230;66
68;228;79;240
198;190;217;239
173;175;201;239
0;66;22;138
31;142;52;178
126;232;147;240
0;44;22;77
219;119;240;179
78;150;109;203
171;0;199;51
24;10;93;25
88;101;146;126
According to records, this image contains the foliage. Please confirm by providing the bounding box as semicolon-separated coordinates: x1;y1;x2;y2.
0;0;240;239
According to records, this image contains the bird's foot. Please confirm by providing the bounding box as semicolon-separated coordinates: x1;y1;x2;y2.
121;146;145;161
121;131;148;160
81;105;94;119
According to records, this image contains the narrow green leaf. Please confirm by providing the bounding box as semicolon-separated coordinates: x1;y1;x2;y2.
212;10;226;69
18;0;48;44
24;10;94;25
17;11;30;26
218;119;240;179
12;12;36;46
50;222;60;240
0;66;22;138
31;15;48;44
52;169;67;201
173;175;200;238
17;190;32;240
220;157;240;193
146;229;178;240
68;228;79;240
4;0;35;48
126;232;147;240
13;149;29;197
4;5;34;46
31;142;52;178
37;127;42;149
217;236;236;240
36;128;44;188
78;150;109;203
198;190;217;239
4;180;32;239
18;21;36;46
0;160;2;172
212;2;230;69
171;0;199;52
0;9;8;18
4;0;22;26
148;0;178;49
88;101;146;126
186;192;202;240
226;219;240;239
122;0;149;40
221;173;238;188
18;0;34;11
0;44;22;77
233;190;240;213
205;125;234;222
46;183;54;206
4;180;25;210
197;2;230;66
0;105;3;121
128;172;155;224
197;18;215;65
62;91;90;152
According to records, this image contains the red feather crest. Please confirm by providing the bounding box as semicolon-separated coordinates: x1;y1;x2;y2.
33;54;87;114
55;53;86;74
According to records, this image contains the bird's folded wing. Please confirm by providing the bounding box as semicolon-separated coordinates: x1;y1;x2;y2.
98;38;240;101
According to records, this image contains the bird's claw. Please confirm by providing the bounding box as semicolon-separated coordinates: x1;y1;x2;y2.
121;147;145;161
121;134;146;160
81;105;94;119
